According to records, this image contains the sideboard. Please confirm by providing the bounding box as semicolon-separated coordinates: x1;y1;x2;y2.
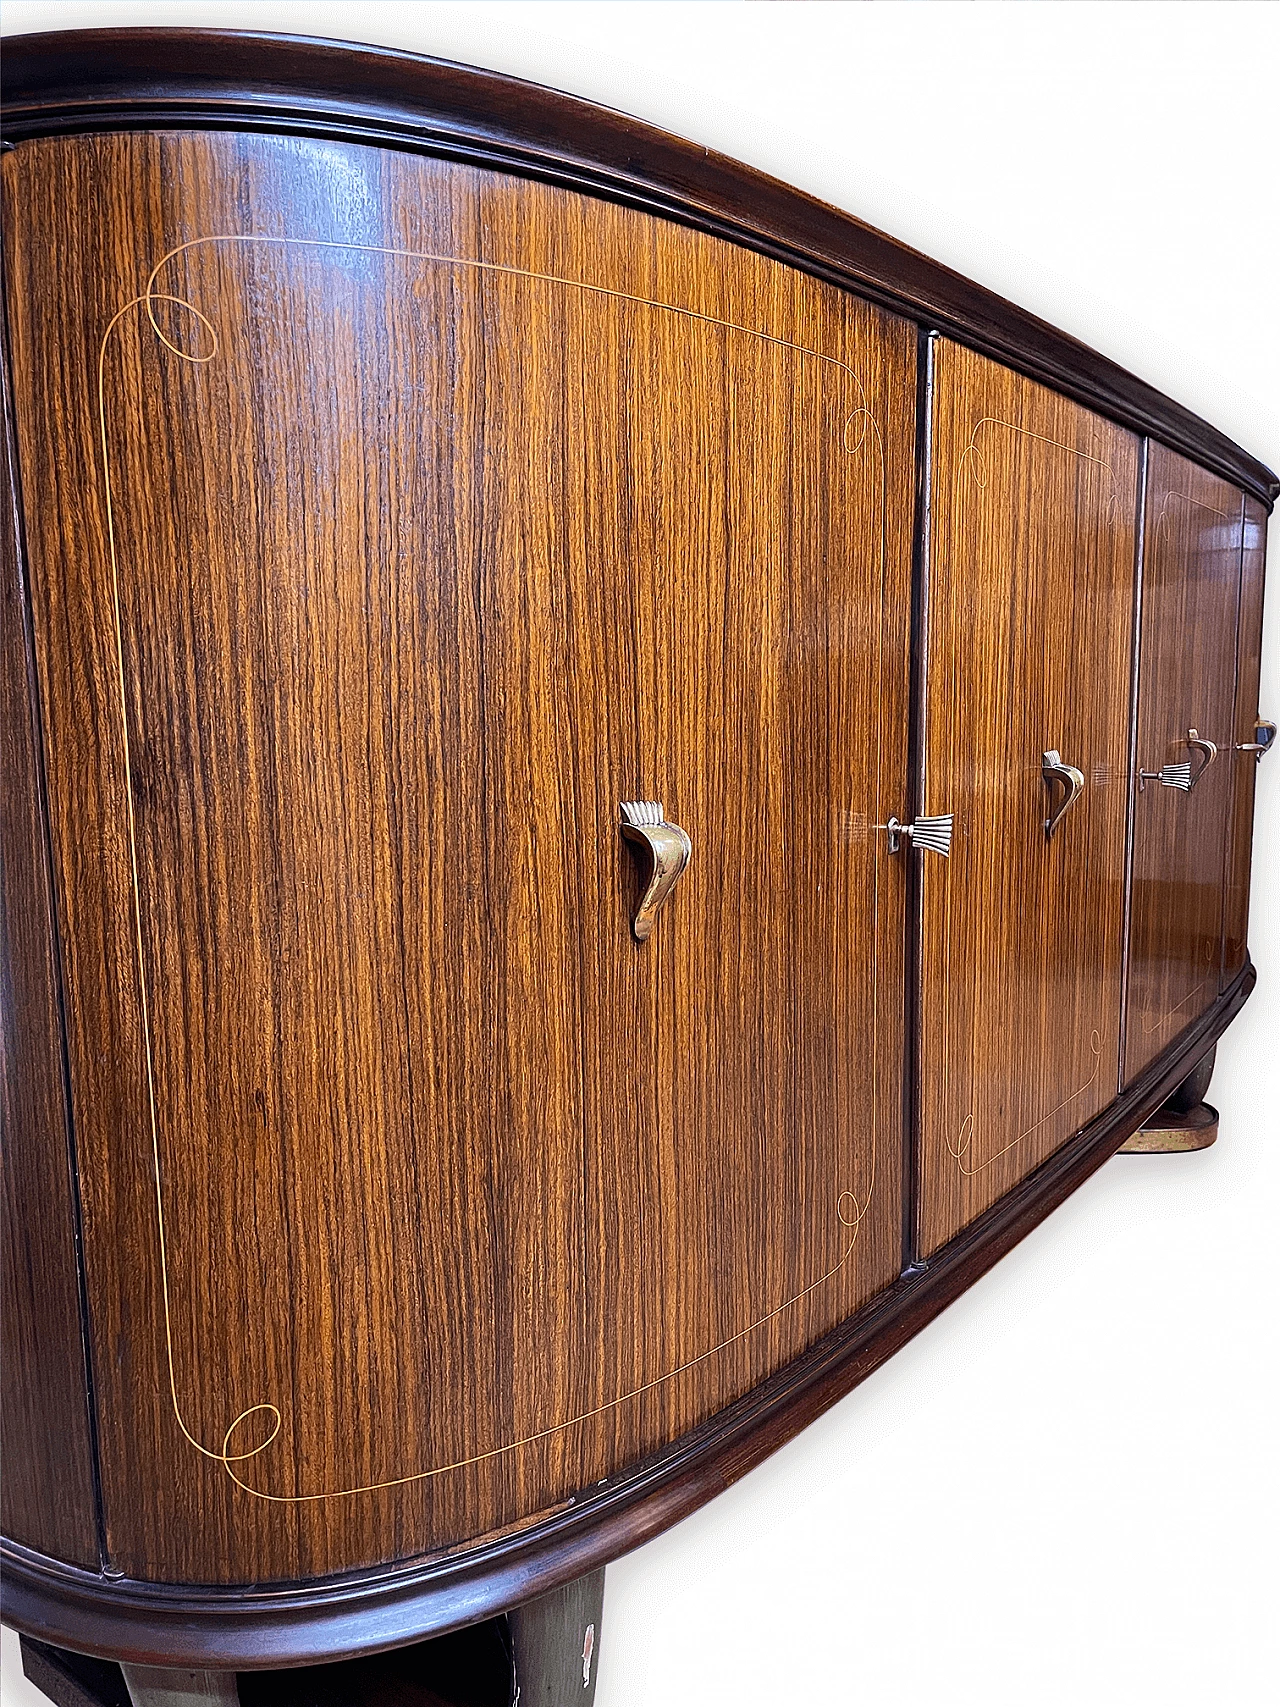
1;28;1274;1707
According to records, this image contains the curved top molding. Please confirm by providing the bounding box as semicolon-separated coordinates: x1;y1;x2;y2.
2;26;1276;509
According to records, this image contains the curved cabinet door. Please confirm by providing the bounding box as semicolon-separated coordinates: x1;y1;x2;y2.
917;340;1138;1256
0;360;100;1569
2;131;915;1584
1221;495;1269;989
1125;446;1244;1082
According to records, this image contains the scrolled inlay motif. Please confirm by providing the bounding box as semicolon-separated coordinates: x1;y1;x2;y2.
98;233;889;1503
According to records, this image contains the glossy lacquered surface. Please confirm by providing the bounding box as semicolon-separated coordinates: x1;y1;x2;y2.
1223;496;1269;986
2;128;914;1586
1;29;1275;513
0;309;101;1573
1125;445;1245;1082
0;26;1273;1673
0;959;1255;1671
916;340;1138;1255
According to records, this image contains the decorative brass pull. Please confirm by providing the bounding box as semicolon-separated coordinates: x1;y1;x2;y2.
1138;762;1192;793
884;814;953;857
1041;750;1085;839
619;801;691;943
1184;728;1218;791
1238;717;1277;758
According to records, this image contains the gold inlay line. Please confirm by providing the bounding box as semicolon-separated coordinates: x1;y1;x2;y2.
948;1031;1103;1177
98;232;889;1503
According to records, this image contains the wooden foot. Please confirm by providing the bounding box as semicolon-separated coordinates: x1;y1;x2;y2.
508;1566;605;1705
1118;1045;1219;1153
19;1644;240;1707
119;1667;238;1707
19;1638;132;1707
1118;1101;1218;1152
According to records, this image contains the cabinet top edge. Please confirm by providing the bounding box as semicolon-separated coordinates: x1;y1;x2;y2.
1;26;1275;510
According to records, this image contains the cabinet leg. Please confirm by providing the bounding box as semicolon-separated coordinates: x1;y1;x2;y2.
1119;1045;1219;1153
119;1667;239;1707
507;1566;605;1706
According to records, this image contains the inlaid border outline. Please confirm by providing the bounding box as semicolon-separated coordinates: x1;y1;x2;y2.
97;230;892;1502
4;28;1275;510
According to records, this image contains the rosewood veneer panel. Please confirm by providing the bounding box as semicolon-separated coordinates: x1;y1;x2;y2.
1222;495;1269;987
2;28;1275;512
0;30;1273;1668
1;130;915;1584
917;340;1138;1257
1126;446;1243;1082
0;317;101;1570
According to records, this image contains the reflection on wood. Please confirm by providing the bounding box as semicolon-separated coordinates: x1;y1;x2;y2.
1222;495;1270;986
0;39;1271;1661
2;129;915;1584
918;340;1137;1257
0;302;101;1569
1125;446;1243;1082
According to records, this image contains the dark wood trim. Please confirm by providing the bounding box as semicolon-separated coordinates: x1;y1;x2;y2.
901;327;937;1272
0;27;1274;509
1;959;1256;1671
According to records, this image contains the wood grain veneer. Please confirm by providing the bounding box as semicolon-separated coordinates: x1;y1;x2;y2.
1125;445;1243;1082
916;340;1138;1257
1;128;915;1585
1;28;1275;512
0;295;102;1570
1222;495;1269;986
0;963;1255;1670
0;27;1272;1671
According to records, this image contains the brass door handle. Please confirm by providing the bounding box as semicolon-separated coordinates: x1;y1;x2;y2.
620;801;691;943
1184;728;1218;791
1041;750;1085;838
884;814;953;857
1238;717;1277;758
1138;762;1192;793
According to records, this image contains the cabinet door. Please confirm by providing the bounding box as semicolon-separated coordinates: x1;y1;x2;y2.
3;132;915;1583
1125;447;1244;1082
917;341;1138;1257
1222;495;1269;987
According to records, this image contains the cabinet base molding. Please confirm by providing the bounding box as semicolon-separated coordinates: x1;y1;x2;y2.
2;964;1254;1674
21;1571;604;1707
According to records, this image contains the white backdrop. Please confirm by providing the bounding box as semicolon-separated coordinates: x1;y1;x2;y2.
2;6;1276;1705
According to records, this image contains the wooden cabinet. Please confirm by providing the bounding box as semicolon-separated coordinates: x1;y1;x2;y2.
1125;446;1245;1082
916;341;1138;1255
0;29;1273;1687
